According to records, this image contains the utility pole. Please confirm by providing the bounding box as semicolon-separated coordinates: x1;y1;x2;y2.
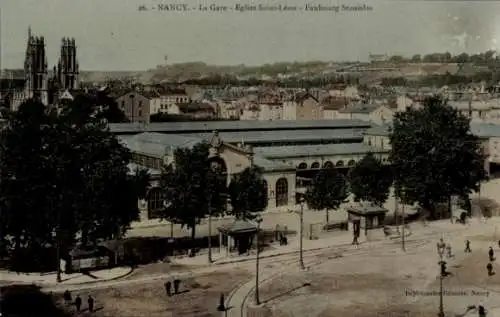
207;196;212;264
55;186;62;283
401;202;405;252
437;242;445;317
254;217;262;305
299;197;305;270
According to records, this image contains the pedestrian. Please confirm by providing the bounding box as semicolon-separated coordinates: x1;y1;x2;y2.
464;240;470;252
217;293;225;311
446;244;453;258
165;281;172;296
87;295;94;312
75;295;82;312
478;304;486;317
487;262;494;276
352;233;359;246
63;290;72;305
498;239;500;249
173;279;181;294
489;247;495;261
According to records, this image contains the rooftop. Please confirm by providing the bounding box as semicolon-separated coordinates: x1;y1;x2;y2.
253;143;386;159
363;122;500;139
338;103;381;114
119;133;294;173
178;128;364;145
108;119;371;134
363;124;392;136
127;163;162;177
119;133;203;157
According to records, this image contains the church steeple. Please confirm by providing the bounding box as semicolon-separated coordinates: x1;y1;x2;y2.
24;26;48;104
56;37;79;90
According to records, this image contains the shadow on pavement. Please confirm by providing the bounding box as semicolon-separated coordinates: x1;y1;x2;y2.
1;284;71;317
261;282;311;305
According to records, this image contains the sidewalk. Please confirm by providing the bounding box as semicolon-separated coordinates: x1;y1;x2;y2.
0;266;133;287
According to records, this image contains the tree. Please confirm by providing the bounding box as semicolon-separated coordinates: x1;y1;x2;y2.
160;142;226;240
306;169;349;224
227;166;268;220
0;96;147;270
389;97;486;219
348;153;392;207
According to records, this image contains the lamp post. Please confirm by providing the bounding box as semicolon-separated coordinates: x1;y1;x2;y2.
54;184;62;283
208;196;213;264
254;215;263;305
299;196;305;270
437;240;446;317
401;201;405;252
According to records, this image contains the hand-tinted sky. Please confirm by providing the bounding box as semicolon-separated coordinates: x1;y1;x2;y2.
1;0;499;71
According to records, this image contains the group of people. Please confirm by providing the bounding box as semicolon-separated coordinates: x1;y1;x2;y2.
63;290;95;313
164;278;182;296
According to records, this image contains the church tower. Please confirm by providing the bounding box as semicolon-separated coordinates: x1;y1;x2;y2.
56;37;79;90
24;26;49;104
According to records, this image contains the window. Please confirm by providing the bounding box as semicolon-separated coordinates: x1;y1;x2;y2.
323;161;334;169
121;101;125;108
311;162;320;169
138;101;143;108
275;178;288;207
147;188;164;219
138;110;142;117
298;162;308;169
336;160;344;167
348;160;356;166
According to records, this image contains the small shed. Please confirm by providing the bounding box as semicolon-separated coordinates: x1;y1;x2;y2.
347;202;388;236
218;220;259;255
67;245;113;273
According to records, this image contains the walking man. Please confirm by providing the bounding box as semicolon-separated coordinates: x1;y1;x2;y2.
465;240;471;253
478;304;486;317
489;247;495;261
75;295;82;312
88;295;94;312
165;281;172;296
446;244;454;258
487;262;494;276
63;290;72;305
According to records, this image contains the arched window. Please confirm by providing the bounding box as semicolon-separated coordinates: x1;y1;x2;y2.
275;178;288;207
323;161;334;169
298;162;308;169
336;160;345;167
348;160;356;166
147;188;164;219
311;162;320;169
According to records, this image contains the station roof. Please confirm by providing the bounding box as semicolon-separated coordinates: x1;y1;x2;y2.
365;123;500;139
119;133;295;173
178;128;363;145
254;143;387;159
118;133;203;158
363;124;392;136
470;123;500;138
127;163;161;177
109;119;371;134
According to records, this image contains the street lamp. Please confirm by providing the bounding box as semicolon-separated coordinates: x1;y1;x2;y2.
299;196;306;270
207;194;213;264
54;183;62;283
437;240;446;317
254;215;263;305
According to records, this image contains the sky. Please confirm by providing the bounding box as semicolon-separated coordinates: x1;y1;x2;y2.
1;0;500;71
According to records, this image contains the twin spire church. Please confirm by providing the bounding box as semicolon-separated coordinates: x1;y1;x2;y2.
22;26;79;106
